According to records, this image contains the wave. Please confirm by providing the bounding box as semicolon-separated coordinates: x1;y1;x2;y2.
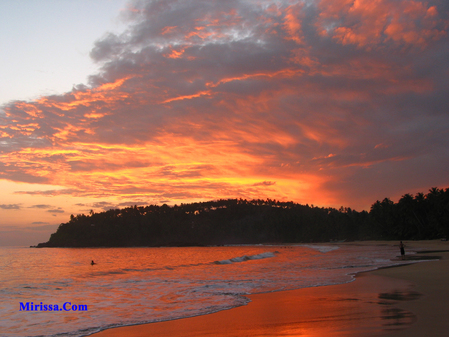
214;251;276;265
301;245;340;253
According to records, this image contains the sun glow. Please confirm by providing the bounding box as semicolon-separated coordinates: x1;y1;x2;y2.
1;0;448;240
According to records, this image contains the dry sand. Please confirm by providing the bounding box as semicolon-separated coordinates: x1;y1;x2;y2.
91;240;449;337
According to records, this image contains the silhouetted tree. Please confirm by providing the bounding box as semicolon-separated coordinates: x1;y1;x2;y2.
36;187;449;247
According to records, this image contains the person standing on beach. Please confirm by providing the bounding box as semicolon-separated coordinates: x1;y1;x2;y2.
399;241;405;259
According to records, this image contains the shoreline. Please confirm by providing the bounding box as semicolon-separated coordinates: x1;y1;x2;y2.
367;241;449;336
90;240;449;337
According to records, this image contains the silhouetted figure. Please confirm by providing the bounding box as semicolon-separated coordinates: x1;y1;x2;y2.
399;241;405;259
91;260;96;266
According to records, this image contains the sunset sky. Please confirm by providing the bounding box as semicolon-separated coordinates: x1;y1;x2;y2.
1;0;448;245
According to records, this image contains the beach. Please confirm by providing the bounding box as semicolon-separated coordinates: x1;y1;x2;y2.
91;240;449;337
369;240;449;336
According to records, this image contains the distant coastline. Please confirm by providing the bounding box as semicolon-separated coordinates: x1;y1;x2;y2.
35;187;449;248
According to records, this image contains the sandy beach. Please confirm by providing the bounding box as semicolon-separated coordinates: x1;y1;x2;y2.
91;240;449;337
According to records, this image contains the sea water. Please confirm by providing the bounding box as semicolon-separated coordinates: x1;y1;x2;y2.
0;244;411;337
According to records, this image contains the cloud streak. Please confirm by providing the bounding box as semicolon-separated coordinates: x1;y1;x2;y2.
0;204;21;210
1;0;448;210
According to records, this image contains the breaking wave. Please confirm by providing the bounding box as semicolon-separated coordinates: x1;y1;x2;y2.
301;245;340;253
215;251;277;264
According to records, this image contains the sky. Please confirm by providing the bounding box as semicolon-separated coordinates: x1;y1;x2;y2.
1;0;448;246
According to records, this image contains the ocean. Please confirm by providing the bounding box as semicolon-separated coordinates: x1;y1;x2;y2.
1;244;410;337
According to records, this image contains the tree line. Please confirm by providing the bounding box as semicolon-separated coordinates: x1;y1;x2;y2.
36;187;449;247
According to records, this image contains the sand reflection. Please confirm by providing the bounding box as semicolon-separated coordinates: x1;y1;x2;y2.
92;274;419;337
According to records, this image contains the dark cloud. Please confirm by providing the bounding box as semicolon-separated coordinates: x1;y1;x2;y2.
253;181;276;186
116;201;150;208
1;0;448;210
15;189;79;196
92;201;115;208
29;204;52;209
47;208;64;214
0;204;21;210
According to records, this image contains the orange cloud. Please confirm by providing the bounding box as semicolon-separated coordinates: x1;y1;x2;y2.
36;77;132;112
161;26;177;35
162;90;212;103
283;4;304;44
318;0;448;48
1;0;448;214
206;69;302;88
165;47;186;59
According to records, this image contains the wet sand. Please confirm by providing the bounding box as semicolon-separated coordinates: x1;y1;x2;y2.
91;240;449;337
368;240;449;336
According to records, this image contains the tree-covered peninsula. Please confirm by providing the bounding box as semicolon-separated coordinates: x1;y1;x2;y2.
37;187;449;247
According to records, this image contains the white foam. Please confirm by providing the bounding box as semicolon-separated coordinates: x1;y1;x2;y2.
301;245;340;253
215;252;276;264
1;245;407;337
